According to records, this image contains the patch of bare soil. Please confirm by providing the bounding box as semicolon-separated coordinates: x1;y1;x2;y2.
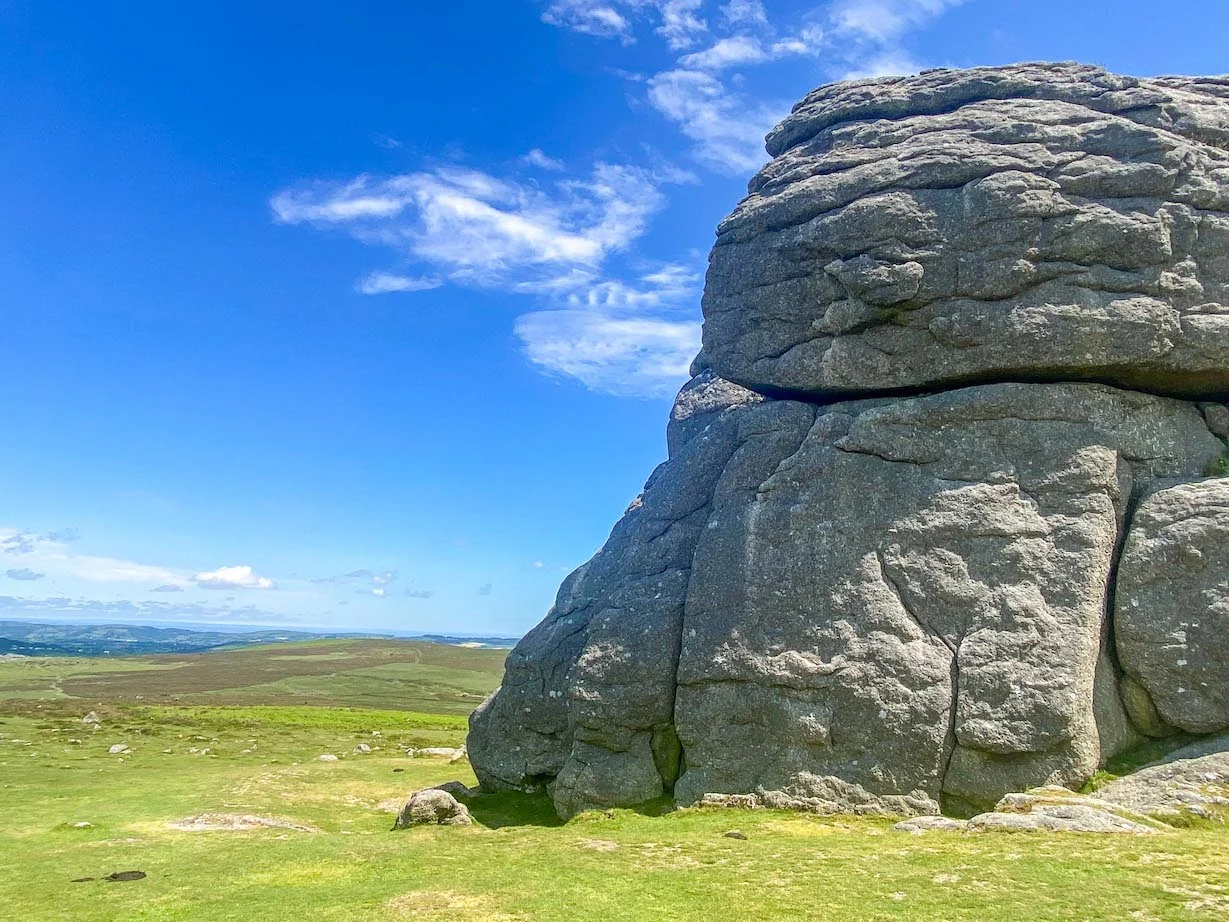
167;813;319;833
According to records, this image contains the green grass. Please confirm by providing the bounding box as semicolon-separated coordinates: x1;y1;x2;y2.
2;643;1228;920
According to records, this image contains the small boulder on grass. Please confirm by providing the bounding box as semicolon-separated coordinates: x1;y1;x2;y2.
893;816;968;834
393;789;473;829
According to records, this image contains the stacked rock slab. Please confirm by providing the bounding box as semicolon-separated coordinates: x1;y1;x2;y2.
469;63;1229;819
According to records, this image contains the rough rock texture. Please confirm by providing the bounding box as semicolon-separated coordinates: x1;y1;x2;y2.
964;787;1165;834
704;63;1229;401
966;806;1158;834
1098;734;1229;820
392;790;473;828
1115;479;1229;734
677;383;1219;812
469;63;1229;820
893;815;969;833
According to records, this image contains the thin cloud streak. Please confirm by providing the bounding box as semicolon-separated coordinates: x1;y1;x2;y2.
273;161;702;398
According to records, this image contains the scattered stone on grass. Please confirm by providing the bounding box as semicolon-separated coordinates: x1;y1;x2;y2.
168;814;320;833
723;829;748;840
82;712;100;726
354;743;372;754
409;746;467;761
107;744;129;755
893;816;969;833
103;871;146;882
393;789;473;828
316;754;338;762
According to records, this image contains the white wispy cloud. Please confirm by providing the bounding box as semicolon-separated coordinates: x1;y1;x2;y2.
274;161;700;397
193;565;275;591
543;1;708;48
647;68;787;173
678;34;769;70
521;148;567;171
277;1;966;398
546;1;964;167
542;2;636;42
721;0;768;26
829;0;965;44
357;271;443;295
517;310;699;398
274;163;667;285
1;528;188;587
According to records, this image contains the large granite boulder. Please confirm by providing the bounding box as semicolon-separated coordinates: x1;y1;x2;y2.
469;63;1229;820
676;383;1218;813
703;63;1229;400
1115;479;1229;735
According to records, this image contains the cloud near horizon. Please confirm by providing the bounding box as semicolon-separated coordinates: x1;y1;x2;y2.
193;565;276;590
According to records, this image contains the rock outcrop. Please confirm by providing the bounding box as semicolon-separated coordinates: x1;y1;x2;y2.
704;62;1229;401
1098;734;1229;821
469;63;1229;820
392;789;473;828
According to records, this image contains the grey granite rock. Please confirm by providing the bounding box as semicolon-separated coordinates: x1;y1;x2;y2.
1098;734;1229;821
893;815;969;833
674;383;1220;812
966;786;1164;834
1115;479;1229;734
468;64;1229;821
393;790;473;828
703;63;1229;400
468;388;816;818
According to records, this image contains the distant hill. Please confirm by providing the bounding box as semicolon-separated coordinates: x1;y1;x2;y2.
414;634;520;649
0;620;520;657
0;620;339;656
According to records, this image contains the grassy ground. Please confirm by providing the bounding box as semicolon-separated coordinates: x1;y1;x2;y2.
2;642;1228;921
0;638;507;713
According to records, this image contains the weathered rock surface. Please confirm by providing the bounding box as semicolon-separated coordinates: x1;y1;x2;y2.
677;383;1219;812
893;815;969;833
704;63;1229;401
1115;479;1229;734
963;787;1164;834
392;790;473;828
168;814;320;833
1098;734;1229;820
469;63;1229;821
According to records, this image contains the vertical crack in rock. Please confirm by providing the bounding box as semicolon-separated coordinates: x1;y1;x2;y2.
875;550;963;813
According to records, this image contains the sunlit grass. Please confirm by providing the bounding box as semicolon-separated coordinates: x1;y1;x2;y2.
2;644;1227;920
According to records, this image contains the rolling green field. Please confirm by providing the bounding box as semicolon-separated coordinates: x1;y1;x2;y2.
2;640;1227;921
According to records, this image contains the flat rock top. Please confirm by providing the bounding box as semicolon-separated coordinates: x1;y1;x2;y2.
703;62;1229;401
765;63;1229;159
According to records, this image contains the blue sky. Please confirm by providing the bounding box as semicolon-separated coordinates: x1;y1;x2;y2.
2;0;1226;636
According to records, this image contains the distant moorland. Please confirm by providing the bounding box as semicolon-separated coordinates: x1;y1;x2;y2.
0;620;518;657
